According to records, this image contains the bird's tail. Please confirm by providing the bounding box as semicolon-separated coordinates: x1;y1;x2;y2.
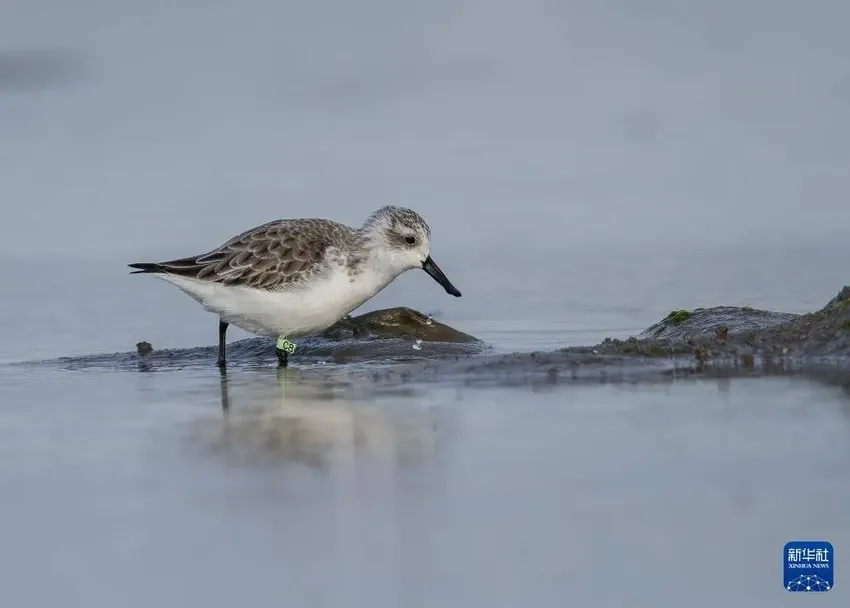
127;262;165;274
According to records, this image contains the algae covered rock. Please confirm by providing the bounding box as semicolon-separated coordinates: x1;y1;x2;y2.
563;285;850;367
734;285;850;358
49;285;850;375
608;285;850;361
123;307;481;368
321;307;480;343
639;305;798;341
428;284;850;387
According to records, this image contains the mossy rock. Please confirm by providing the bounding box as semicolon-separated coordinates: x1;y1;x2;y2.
320;307;480;343
665;309;691;325
641;306;799;341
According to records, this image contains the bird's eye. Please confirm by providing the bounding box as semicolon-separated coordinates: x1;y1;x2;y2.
404;235;416;245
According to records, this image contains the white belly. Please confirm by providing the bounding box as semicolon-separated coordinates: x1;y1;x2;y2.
154;266;397;337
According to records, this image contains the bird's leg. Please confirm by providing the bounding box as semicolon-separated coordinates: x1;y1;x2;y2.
217;320;229;367
275;336;296;368
219;365;231;413
275;347;288;368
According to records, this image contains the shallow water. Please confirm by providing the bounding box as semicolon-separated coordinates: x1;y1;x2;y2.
2;361;849;607
4;0;850;601
4;247;850;606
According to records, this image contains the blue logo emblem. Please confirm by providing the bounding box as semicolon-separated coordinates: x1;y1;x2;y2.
784;541;833;592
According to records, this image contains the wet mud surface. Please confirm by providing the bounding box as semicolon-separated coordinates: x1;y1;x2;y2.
14;287;850;388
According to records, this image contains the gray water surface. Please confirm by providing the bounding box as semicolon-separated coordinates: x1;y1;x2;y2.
2;364;849;607
4;0;850;604
3;241;850;607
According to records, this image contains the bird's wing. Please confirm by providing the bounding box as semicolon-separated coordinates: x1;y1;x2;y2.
140;219;345;290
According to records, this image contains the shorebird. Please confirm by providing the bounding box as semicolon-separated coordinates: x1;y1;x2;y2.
128;206;462;367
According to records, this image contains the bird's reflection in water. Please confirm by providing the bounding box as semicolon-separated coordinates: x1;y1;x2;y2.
208;366;446;471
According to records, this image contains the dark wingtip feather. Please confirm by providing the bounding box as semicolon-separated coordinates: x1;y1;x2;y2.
127;262;163;274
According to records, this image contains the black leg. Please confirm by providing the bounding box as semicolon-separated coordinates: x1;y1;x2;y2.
217;320;229;367
275;347;289;368
219;365;230;412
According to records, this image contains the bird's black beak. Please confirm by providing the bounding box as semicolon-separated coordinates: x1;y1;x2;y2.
422;256;462;297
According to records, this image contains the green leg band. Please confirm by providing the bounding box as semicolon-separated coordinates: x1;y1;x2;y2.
276;336;297;354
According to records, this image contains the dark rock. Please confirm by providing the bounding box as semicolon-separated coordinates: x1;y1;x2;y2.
321;307;479;344
401;285;850;388
578;285;850;363
31;287;850;387
93;307;485;369
640;306;798;340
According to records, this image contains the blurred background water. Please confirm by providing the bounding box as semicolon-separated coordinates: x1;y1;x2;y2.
1;1;849;605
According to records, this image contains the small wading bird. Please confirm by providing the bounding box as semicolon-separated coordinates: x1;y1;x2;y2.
128;206;462;367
